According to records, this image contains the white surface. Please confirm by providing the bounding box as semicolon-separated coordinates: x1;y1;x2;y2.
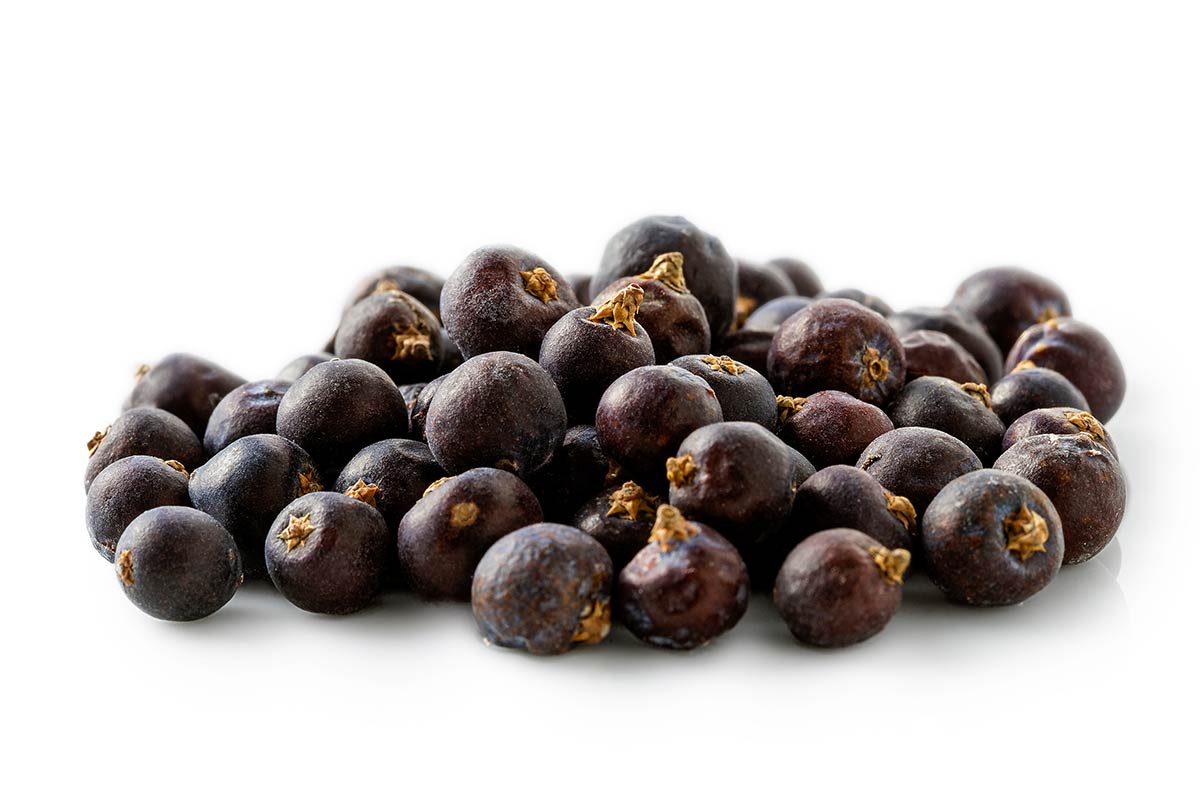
3;2;1198;797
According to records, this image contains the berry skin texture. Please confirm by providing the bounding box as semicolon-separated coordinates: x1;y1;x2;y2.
856;427;983;524
203;379;292;456
1005;317;1125;423
572;481;663;571
618;506;750;650
114;507;242;622
188;433;321;579
777;390;894;468
343;265;445;319
125;353;246;437
900;329;988;386
993;433;1126;564
889;306;1004;383
595;365;723;485
527;425;622;523
888;376;1006;464
774;528;908;647
441;245;580;360
472;523;614;656
276;358;409;477
397;468;543;601
86;456;191;562
592;269;711;365
922;469;1064;606
333;439;447;531
84;407;204;492
768;298;906;407
789;466;916;553
670;354;778;429
990;365;1089;426
1001;407;1117;459
594;215;739;342
334;290;444;383
952;266;1071;354
265;492;391;615
276;353;334;383
424;351;568;479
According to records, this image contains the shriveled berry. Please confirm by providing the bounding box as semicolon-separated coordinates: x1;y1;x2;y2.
407;373;447;442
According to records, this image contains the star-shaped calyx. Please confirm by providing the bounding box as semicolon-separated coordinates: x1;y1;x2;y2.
278;513;317;553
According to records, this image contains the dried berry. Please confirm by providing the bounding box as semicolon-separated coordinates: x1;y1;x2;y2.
994;433;1126;564
265;492;391;614
397;468;543;601
84;407;203;492
767;257;822;297
592;252;712;364
789;466;916;552
114;507;242;621
952;267;1071;353
441;245;579;359
856;427;982;523
617;506;749;649
670;354;777;429
276;358;409;477
990;364;1089;426
203;379;291;455
888;377;1006;463
333;438;446;530
188;433;321;578
86;456;191;562
900;329;987;385
424;351;567;478
667;421;812;550
572;480;662;571
1001;407;1117;458
768;298;906;406
334;290;443;383
1005;317;1125;422
277;353;334;383
733;259;794;330
471;523;613;655
773;528;907;647
538;286;655;421
742;296;813;332
407;373;447;442
818;288;893;317
595;365;722;484
889;306;1004;382
527;424;622;523
922;469;1064;605
126;353;246;436
344;265;445;319
595;216;738;339
776;390;894;468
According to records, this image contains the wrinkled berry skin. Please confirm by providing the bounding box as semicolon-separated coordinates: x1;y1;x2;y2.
901;330;987;385
408;373;447;442
922;469;1064;605
595;215;738;340
767;257;822;297
425;352;568;479
789;466;914;552
472;524;613;655
126;353;246;437
888;377;1006;463
743;296;813;332
334;439;446;531
1002;407;1117;459
266;492;391;615
994;433;1126;564
857;427;983;523
768;299;906;406
774;528;903;647
1005;318;1125;422
671;355;777;429
203;379;291;455
188;433;320;578
952;267;1071;354
84;407;204;492
734;260;794;328
618;522;749;650
595;366;723;484
667;422;812;550
572;487;661;571
539;306;655;422
528;425;621;523
335;290;444;383
592;276;711;365
441;246;580;360
818;288;893;317
990;366;1089;426
86;456;191;562
344;265;444;319
114;507;242;621
889;306;1004;382
276;358;409;478
778;390;894;469
397;468;543;601
277;353;334;383
717;328;773;375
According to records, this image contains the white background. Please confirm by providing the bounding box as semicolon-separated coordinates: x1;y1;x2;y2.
3;2;1198;797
